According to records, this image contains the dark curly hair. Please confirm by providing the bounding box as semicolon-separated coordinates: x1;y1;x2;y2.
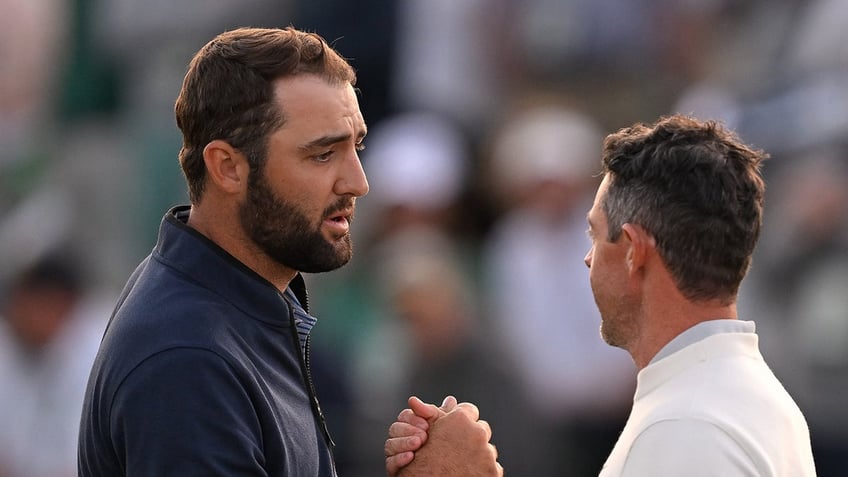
601;115;767;303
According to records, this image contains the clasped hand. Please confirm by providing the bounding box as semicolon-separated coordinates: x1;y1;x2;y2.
384;395;503;477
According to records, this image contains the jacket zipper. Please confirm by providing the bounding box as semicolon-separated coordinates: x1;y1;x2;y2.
283;294;337;475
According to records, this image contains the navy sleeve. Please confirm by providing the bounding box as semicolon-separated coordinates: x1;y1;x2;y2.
110;347;270;476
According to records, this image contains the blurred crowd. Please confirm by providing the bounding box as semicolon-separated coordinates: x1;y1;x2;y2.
1;0;847;476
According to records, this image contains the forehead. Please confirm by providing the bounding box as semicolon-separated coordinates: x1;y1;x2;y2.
588;175;611;226
271;75;365;137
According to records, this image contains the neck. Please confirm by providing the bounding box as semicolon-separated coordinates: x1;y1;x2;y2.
629;282;738;370
187;203;297;293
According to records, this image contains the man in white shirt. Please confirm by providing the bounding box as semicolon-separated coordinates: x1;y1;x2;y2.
384;115;816;476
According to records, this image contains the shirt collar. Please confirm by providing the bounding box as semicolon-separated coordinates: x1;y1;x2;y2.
650;319;756;365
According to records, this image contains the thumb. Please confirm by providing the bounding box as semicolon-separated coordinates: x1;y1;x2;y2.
408;396;443;422
440;395;458;412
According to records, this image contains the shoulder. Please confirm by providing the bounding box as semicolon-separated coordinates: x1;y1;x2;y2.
627;342;813;475
90;266;260;404
622;419;758;476
90;348;271;476
116;346;250;404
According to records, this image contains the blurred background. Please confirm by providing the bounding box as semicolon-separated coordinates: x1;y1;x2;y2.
1;0;847;475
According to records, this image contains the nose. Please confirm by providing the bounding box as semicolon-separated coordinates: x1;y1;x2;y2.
336;150;369;197
584;247;593;268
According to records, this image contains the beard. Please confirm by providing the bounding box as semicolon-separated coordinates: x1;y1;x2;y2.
593;282;639;350
238;170;354;273
599;311;628;348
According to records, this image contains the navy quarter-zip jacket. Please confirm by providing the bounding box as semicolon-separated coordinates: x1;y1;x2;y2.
78;206;336;476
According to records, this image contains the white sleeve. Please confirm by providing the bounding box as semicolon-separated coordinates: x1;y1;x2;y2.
620;419;760;477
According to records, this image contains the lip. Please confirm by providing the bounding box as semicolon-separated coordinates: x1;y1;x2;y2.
323;208;353;236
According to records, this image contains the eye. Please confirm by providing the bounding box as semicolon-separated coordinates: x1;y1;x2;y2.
314;150;334;162
355;141;366;152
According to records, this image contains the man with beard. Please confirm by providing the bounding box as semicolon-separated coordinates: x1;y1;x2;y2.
78;27;498;477
384;115;816;476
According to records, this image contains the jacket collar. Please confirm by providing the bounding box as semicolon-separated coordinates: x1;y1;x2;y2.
153;205;309;326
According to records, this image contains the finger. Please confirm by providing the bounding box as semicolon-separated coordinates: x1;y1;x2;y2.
388;421;428;441
385;435;422;457
407;396;443;421
487;445;502;476
396;408;429;430
385;452;415;477
439;395;458;412
477;419;493;441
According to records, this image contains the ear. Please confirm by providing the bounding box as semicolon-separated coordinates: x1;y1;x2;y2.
202;140;249;195
621;223;655;275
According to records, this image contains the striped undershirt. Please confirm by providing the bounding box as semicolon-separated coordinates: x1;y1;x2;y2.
289;298;317;358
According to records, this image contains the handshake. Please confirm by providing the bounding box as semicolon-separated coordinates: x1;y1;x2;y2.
384;396;504;477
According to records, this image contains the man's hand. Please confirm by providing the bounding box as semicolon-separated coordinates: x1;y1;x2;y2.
385;396;502;477
385;396;457;476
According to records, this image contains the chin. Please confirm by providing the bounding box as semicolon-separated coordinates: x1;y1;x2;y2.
325;244;354;270
599;320;623;349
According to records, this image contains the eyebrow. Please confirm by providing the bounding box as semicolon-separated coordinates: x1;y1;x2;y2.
298;129;367;152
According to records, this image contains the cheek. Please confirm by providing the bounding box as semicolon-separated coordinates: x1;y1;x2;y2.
271;180;318;213
587;255;606;296
588;247;623;289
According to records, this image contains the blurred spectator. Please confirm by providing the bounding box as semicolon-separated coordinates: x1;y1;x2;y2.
0;0;69;237
360;111;470;238
0;0;67;168
0;121;136;295
307;111;473;354
480;102;635;475
0;251;111;477
390;0;512;136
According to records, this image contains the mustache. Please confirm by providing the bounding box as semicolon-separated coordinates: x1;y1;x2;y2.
323;197;356;220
